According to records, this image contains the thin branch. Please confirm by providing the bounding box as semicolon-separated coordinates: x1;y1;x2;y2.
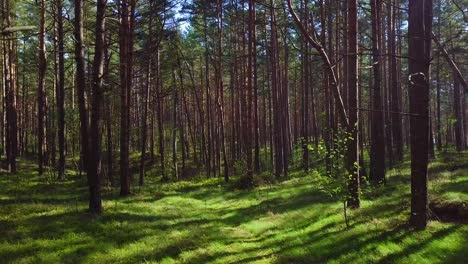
286;0;349;127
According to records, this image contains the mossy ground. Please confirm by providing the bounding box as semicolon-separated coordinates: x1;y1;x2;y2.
0;151;467;263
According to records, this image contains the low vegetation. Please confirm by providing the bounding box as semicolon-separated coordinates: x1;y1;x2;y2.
1;151;466;263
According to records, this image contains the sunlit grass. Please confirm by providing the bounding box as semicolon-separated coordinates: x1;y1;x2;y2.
0;151;467;263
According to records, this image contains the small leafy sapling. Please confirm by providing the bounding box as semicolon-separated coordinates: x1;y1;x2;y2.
311;129;362;229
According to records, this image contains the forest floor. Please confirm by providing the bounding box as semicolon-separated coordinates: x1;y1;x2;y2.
0;151;467;264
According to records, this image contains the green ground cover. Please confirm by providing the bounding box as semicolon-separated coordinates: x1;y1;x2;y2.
0;151;467;263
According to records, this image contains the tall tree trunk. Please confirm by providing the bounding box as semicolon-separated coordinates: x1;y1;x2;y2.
252;0;260;174
435;0;442;151
370;0;385;185
139;0;153;186
172;68;178;180
216;0;229;181
119;0;135;195
241;0;255;186
346;0;360;208
74;0;88;175
270;1;283;178
37;0;47;175
56;0;66;179
390;0;403;162
282;30;291;178
408;0;432;229
156;47;167;182
203;16;212;178
87;0;106;214
301;0;309;172
2;0;17;173
178;61;188;177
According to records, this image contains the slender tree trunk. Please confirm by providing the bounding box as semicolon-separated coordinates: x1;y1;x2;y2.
2;0;17;173
370;0;385;185
139;0;153;186
203;16;212;178
282;31;291;178
156;48;167;182
429;114;435;158
390;0;403;162
106;102;113;185
172;68;178;180
252;0;260;174
301;0;309;172
453;76;465;151
119;0;135;195
346;0;360;208
270;1;283;178
37;0;47;175
216;0;229;181
177;61;188;177
435;0;442;151
74;0;88;175
241;0;255;186
56;0;66;179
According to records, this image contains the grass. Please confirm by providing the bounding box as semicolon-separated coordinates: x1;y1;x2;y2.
0;151;467;263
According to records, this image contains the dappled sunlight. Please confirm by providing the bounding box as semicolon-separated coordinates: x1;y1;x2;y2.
1;153;467;263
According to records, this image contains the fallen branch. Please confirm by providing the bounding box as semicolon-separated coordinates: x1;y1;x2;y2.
286;0;349;128
432;32;467;93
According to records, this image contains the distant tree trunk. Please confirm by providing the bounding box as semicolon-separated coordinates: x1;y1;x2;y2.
435;0;442;151
119;0;135;195
408;0;432;229
287;0;355;204
282;27;291;178
183;57;204;169
37;0;47;175
150;106;155;161
87;0;106;214
172;68;178;180
252;0;260;174
276;2;290;178
216;0;229;181
74;0;88;175
370;0;385;185
241;0;255;186
203;15;212;178
270;1;283;178
429;115;435;158
156;48;167;182
2;0;17;173
287;0;348;128
56;0;66;179
301;0;309;172
139;0;153;186
106;102;113;185
390;0;403;162
453;76;465;151
177;60;188;177
319;0;332;176
382;4;393;169
346;0;360;208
